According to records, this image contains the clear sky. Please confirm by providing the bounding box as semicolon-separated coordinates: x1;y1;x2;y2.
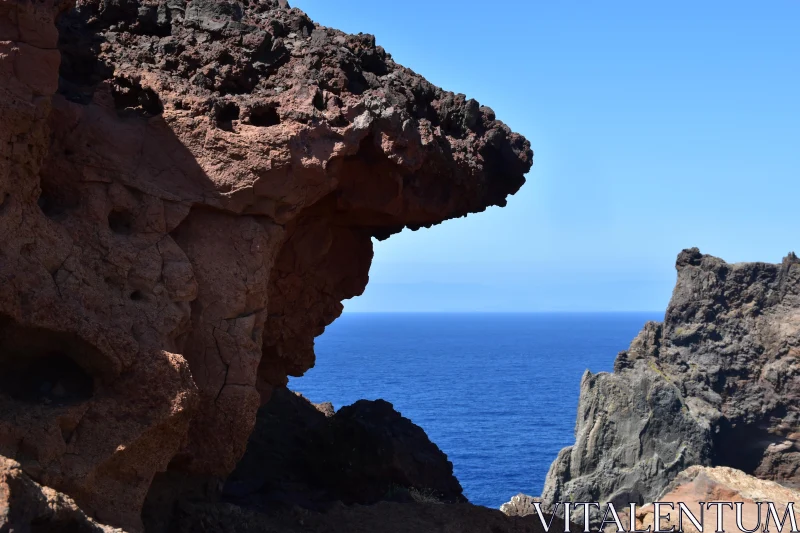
292;0;800;312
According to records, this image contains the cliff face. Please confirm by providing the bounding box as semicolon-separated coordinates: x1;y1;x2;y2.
0;0;531;529
541;249;800;524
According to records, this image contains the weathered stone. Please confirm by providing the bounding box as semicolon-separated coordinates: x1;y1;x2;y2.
501;494;542;518
0;0;531;528
541;249;800;526
221;389;464;511
0;455;124;532
632;466;800;533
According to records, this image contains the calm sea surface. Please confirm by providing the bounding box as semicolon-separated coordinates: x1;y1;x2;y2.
290;312;661;509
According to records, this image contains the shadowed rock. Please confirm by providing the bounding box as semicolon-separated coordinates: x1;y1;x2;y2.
221;390;464;510
0;455;125;532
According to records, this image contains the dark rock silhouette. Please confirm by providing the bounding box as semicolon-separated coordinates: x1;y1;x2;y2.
222;390;464;510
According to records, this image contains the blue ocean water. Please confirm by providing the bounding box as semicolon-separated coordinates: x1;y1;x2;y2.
290;312;661;509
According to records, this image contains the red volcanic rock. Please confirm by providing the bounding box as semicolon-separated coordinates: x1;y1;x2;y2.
0;455;124;531
0;0;531;529
633;467;800;533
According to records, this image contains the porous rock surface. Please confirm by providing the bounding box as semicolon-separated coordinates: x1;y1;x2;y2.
631;466;800;533
541;249;800;525
0;455;124;532
0;0;531;529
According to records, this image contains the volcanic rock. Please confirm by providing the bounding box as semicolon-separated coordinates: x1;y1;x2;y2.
0;455;124;532
541;249;800;525
171;498;563;533
501;494;542;518
631;466;800;533
308;398;466;505
0;0;531;528
219;389;464;513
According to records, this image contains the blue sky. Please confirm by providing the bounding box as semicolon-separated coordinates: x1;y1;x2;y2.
293;0;800;312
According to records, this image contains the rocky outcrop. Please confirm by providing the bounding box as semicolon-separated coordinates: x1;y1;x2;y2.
631;466;800;533
541;249;800;525
172;499;561;533
501;494;541;518
0;455;124;532
305;398;466;505
143;388;518;532
223;389;464;510
0;0;530;528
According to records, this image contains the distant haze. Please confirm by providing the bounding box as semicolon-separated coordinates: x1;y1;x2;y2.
294;0;800;312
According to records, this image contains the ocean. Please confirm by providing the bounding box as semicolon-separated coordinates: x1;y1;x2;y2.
290;312;661;509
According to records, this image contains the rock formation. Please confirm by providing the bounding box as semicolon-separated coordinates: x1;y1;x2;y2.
0;0;531;529
0;456;124;531
501;494;542;518
172;498;562;533
303;398;466;505
631;466;800;533
541;249;800;525
228;390;465;509
144;388;466;531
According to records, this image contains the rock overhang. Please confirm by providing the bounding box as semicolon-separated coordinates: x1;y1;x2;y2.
0;0;532;528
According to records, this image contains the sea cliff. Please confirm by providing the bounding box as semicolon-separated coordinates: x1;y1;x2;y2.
537;249;800;525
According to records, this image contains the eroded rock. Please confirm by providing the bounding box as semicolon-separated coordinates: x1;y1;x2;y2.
541;249;800;525
221;390;464;511
0;0;531;528
632;466;800;533
0;455;124;532
501;494;542;518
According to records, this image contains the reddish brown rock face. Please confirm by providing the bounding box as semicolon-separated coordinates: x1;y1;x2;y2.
0;0;532;529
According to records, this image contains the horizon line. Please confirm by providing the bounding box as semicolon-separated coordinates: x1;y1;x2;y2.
340;310;665;314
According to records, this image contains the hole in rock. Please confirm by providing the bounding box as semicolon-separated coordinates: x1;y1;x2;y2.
37;185;80;221
112;78;164;117
56;7;113;104
312;91;325;111
0;316;101;406
248;105;281;127
713;412;786;475
108;209;134;235
130;290;144;301
215;102;240;130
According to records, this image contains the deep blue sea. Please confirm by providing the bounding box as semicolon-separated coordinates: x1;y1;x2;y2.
290;312;661;509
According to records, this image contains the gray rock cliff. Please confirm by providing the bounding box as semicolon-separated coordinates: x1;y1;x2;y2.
540;248;800;525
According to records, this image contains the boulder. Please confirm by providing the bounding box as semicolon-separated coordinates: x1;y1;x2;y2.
633;466;800;533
